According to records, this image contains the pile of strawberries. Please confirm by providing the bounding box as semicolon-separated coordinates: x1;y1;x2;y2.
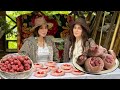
0;54;32;73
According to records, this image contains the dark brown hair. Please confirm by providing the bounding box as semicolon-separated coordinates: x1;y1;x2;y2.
33;25;49;37
33;26;41;37
70;20;89;58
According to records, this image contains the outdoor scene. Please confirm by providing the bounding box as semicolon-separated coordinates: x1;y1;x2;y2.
0;11;120;79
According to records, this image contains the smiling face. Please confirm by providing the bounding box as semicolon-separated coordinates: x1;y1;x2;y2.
38;24;48;37
73;24;83;39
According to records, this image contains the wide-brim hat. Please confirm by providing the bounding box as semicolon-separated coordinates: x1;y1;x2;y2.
30;16;53;32
72;57;119;75
70;17;90;35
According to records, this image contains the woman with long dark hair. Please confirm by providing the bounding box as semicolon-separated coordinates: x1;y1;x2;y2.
19;16;60;63
63;17;90;62
63;17;118;74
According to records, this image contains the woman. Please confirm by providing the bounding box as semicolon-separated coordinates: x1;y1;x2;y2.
63;17;118;74
63;17;90;62
19;16;60;63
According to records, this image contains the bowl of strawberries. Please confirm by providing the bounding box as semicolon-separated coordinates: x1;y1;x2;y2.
0;53;34;79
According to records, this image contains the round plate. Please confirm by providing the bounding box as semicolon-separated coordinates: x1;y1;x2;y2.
73;58;119;75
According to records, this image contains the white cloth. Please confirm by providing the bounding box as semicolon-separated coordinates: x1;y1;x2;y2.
29;62;120;79
36;43;50;62
69;39;83;62
73;39;83;58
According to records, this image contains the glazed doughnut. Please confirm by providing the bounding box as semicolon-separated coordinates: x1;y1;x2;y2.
39;66;50;72
61;64;73;70
71;68;85;75
49;66;59;71
45;61;56;67
61;68;73;73
34;63;43;68
51;69;65;76
34;71;47;77
33;63;43;72
33;67;41;72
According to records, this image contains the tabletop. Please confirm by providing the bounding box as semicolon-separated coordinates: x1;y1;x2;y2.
29;62;120;79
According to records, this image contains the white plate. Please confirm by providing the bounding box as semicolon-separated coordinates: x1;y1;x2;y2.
73;58;119;75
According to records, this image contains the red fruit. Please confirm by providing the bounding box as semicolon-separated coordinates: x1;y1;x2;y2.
10;62;14;65
13;56;18;60
5;69;9;72
9;69;14;72
1;67;6;71
20;57;25;61
24;64;31;70
12;65;17;70
3;64;7;67
17;56;24;62
16;68;20;72
23;60;28;64
24;63;30;67
24;56;29;60
9;58;14;62
15;65;19;68
26;60;32;64
5;61;9;65
17;61;21;66
13;60;18;64
25;67;30;70
19;66;24;72
7;64;12;70
0;63;4;66
0;65;2;68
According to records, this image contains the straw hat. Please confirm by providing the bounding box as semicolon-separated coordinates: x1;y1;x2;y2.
30;16;53;31
70;17;90;35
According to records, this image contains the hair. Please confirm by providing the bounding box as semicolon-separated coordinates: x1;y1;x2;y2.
70;22;89;58
33;25;49;37
33;26;41;37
